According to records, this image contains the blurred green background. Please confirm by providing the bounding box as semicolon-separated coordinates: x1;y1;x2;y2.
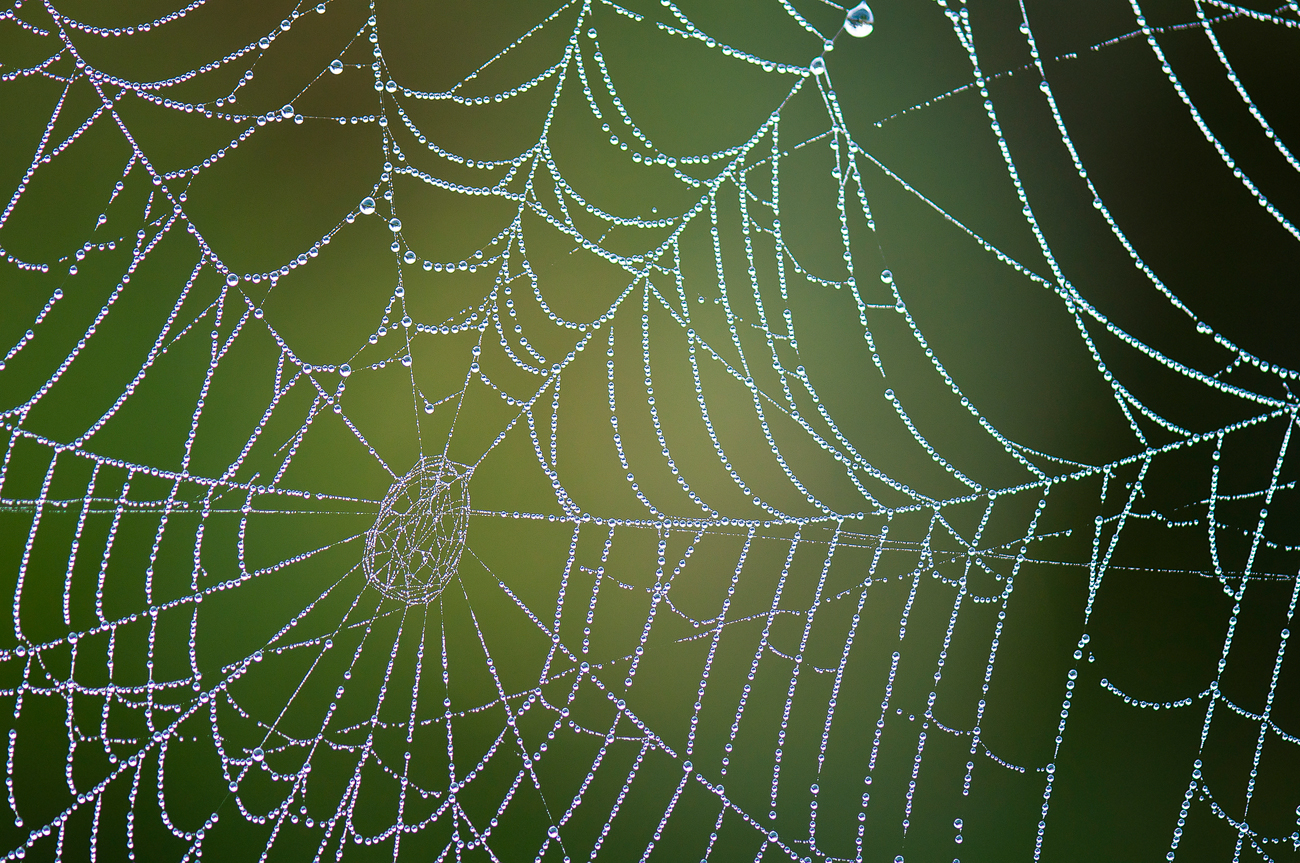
1;0;1298;860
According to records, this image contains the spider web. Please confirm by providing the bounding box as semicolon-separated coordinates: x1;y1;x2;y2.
0;0;1297;861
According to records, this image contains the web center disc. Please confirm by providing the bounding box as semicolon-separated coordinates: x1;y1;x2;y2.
363;455;472;605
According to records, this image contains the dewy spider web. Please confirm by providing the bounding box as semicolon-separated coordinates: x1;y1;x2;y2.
0;0;1297;860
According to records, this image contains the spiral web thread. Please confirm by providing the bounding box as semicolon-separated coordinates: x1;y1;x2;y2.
0;0;1297;861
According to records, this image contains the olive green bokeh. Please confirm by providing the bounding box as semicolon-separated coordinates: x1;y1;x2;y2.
1;0;1298;861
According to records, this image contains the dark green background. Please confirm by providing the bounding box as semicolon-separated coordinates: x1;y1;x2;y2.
1;0;1297;860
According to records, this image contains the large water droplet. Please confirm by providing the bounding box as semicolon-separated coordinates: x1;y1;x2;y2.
252;747;264;761
280;104;295;119
845;2;874;37
329;59;343;74
810;57;826;76
388;217;402;232
359;197;376;215
225;273;239;287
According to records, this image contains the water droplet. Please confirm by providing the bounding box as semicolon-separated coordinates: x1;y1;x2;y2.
845;2;874;37
810;57;826;75
329;59;343;74
225;273;239;287
280;104;295;119
339;364;351;377
388;217;402;232
547;825;559;838
252;747;264;761
359;197;377;215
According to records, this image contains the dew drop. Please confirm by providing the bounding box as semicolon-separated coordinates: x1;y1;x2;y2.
225;273;239;287
252;747;264;761
845;2;874;37
388;217;402;232
359;197;377;215
329;59;344;74
810;57;826;76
